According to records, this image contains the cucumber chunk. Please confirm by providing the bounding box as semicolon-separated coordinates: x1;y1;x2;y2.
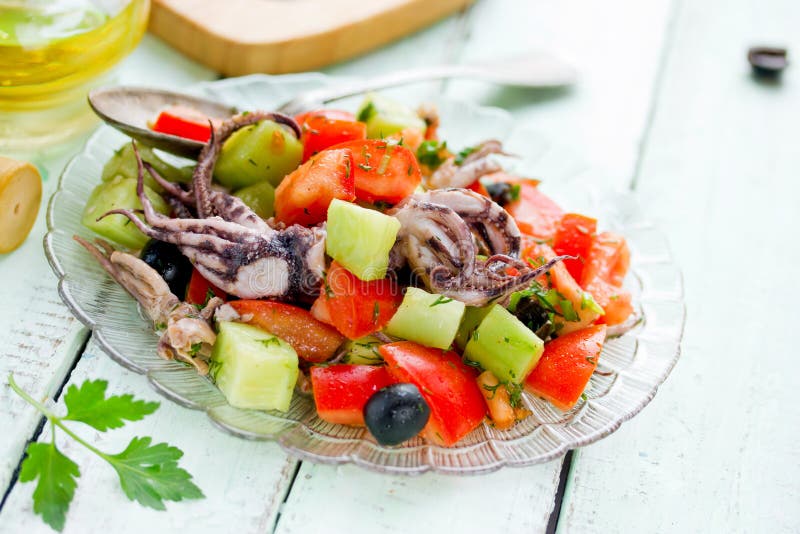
384;288;466;349
211;321;299;412
214;120;303;189
102;143;193;191
233;180;275;219
326;199;400;281
454;306;492;351
341;335;385;365
357;93;427;139
464;305;544;383
81;176;169;250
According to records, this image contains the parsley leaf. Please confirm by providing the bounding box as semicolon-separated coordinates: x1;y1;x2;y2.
416;140;447;168
63;380;159;431
429;295;453;307
108;437;204;510
8;374;204;532
18;442;80;532
203;288;216;306
372;302;381;324
454;146;476;165
258;337;282;348
357;102;376;122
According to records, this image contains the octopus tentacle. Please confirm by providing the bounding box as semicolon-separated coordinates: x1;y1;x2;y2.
430;255;570;306
193;111;300;219
391;188;564;306
142;161;194;204
167;196;194;219
132;142;166;224
417;188;521;257
427;139;511;190
73;235;179;324
391;197;476;279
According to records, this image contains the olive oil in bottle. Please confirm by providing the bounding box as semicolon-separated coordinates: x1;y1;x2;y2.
0;0;150;150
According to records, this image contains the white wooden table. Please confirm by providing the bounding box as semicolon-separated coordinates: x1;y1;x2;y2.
2;0;799;532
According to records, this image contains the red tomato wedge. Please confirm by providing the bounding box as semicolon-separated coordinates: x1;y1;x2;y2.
310;294;335;326
151;106;218;142
466;179;490;197
380;342;487;447
553;213;598;281
274;148;355;227
583;277;634;326
486;175;563;239
580;232;631;288
295;110;367;162
524;324;607;411
185;268;226;305
320;261;403;339
310;365;394;426
227;300;345;363
329;139;421;204
386;127;425;153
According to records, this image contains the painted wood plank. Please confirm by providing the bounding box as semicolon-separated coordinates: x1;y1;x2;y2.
557;0;800;532
0;34;216;500
0;338;299;533
445;0;674;190
276;462;563;534
275;2;675;532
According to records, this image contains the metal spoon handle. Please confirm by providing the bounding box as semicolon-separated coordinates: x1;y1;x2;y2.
277;51;576;115
278;64;477;115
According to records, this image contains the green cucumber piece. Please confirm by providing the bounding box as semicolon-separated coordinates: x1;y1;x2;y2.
233;180;275;219
341;335;384;365
326;199;400;281
464;305;544;383
384;287;466;349
211;321;299;412
357;93;427;139
214;120;303;189
81;176;169;250
454;306;492;351
102;143;193;191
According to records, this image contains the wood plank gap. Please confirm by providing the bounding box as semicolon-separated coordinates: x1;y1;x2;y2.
50;330;93;404
0;415;46;515
545;450;574;534
628;0;683;191
270;460;303;534
0;329;90;514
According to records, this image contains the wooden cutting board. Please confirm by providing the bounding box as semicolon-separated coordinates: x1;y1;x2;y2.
149;0;474;76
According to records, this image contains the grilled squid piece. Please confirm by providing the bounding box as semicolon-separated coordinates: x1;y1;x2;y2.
98;128;324;301
390;188;566;306
427;139;509;189
74;236;219;374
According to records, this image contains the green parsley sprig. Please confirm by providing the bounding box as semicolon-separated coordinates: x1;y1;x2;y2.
8;375;204;532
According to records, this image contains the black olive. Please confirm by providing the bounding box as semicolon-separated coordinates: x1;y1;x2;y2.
485;182;520;207
140;239;193;298
511;295;555;341
363;383;430;446
748;46;788;77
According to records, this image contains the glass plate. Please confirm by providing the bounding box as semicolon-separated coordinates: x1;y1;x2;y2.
44;74;685;475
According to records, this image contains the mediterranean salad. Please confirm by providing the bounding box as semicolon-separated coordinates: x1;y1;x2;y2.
76;93;635;447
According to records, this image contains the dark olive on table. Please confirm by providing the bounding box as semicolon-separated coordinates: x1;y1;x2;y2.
748;46;788;77
140;239;193;298
363;383;431;446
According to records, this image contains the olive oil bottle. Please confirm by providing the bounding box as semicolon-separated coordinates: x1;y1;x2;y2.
0;0;149;150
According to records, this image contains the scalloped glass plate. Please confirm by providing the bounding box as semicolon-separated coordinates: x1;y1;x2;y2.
45;74;685;475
